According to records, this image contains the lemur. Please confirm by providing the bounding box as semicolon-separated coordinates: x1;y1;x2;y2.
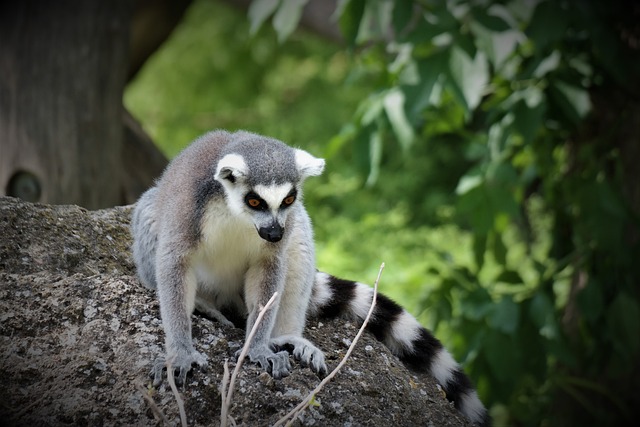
131;130;490;426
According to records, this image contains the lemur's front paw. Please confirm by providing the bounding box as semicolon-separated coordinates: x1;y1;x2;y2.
271;335;328;377
243;345;291;379
151;348;208;387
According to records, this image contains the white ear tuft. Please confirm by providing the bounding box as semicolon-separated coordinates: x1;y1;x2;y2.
215;154;248;183
295;149;325;178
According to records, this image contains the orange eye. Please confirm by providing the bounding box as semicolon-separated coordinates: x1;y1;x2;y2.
248;198;261;207
283;196;295;205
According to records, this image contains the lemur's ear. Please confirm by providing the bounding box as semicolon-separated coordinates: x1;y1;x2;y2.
295;149;325;179
215;154;248;184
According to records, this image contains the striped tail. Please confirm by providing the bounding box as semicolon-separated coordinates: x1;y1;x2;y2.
309;272;490;427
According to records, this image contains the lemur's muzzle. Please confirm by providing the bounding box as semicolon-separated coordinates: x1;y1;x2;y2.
258;223;284;243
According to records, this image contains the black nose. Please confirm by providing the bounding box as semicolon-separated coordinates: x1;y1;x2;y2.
259;224;283;242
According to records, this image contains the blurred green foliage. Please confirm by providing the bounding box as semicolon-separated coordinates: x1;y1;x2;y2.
127;0;640;426
125;0;365;157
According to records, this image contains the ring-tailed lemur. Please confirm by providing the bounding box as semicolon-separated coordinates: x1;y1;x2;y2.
131;130;490;426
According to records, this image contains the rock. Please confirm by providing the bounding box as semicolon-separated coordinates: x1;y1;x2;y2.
0;196;468;426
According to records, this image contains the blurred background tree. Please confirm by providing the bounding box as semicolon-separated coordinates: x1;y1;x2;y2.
2;0;638;425
0;0;134;208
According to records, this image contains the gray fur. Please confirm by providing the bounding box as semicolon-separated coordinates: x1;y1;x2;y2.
131;130;326;383
222;131;299;186
131;187;158;290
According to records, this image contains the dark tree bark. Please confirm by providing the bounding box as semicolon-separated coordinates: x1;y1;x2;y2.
0;0;133;209
129;0;193;81
121;110;168;204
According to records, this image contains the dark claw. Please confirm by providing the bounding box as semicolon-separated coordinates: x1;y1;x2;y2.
149;351;207;387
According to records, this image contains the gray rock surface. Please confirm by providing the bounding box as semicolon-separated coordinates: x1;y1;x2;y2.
0;196;468;426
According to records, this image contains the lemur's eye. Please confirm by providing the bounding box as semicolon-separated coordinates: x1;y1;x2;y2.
283;195;296;206
245;192;266;210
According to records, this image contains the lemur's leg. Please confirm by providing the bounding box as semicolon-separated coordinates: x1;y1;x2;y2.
153;242;207;386
195;295;235;327
270;233;327;376
243;256;291;379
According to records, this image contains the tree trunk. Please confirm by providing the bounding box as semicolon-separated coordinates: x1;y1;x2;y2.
121;110;168;205
129;0;193;81
0;0;132;209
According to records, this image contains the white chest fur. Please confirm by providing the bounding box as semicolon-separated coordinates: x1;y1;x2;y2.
190;200;265;296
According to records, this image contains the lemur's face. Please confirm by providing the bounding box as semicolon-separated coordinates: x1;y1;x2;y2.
219;174;298;243
240;182;297;242
214;146;324;243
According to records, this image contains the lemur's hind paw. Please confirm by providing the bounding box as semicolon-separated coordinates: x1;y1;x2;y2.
195;297;235;328
270;335;328;378
150;349;208;387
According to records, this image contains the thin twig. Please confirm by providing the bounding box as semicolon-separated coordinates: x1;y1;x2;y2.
220;360;237;427
221;292;279;427
166;361;187;427
274;263;385;427
136;382;170;425
221;359;230;410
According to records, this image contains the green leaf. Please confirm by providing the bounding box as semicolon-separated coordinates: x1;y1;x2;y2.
352;125;375;177
357;0;393;43
365;126;383;187
573;179;627;253
533;50;561;78
383;89;415;151
455;170;483;195
550;80;591;124
456;162;520;234
472;6;511;32
337;0;366;47
403;50;449;122
456;181;493;234
433;296;453;329
606;293;640;360
491;232;507;265
576;279;603;324
248;0;281;35
529;292;559;340
483;330;517;383
487;159;518;184
473;233;487;272
358;92;385;126
486;118;510;158
448;46;489;111
526;0;568;51
472;22;521;69
486;162;521;220
392;0;414;38
460;286;493;321
273;0;308;43
512;92;546;145
489;296;520;334
491;30;522;68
